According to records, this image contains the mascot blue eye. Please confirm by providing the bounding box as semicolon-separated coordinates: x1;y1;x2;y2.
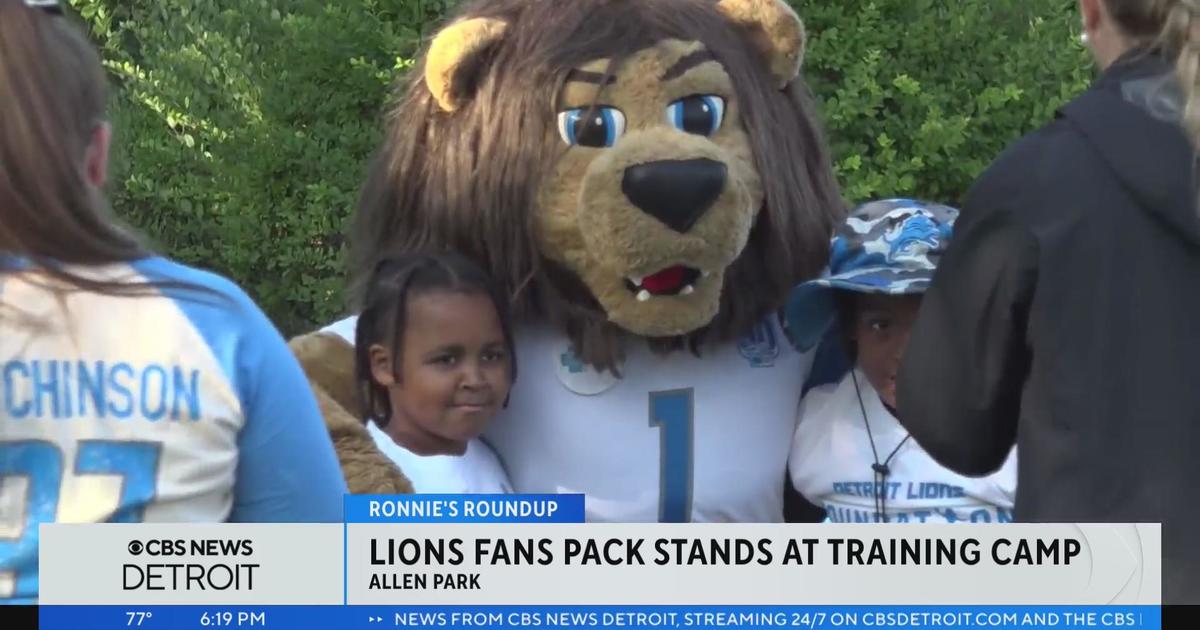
557;107;626;147
666;95;725;136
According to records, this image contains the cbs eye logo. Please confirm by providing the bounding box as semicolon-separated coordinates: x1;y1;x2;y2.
126;539;187;556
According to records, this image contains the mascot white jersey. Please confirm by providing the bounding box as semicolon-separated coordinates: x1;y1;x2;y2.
492;320;809;522
324;316;810;522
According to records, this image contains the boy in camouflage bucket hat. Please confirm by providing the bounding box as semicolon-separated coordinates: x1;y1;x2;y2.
785;199;957;353
784;199;1017;523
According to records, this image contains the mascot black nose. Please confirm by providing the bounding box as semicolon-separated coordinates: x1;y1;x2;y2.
622;158;727;233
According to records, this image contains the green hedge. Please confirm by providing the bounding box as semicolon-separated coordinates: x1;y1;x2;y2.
799;0;1092;202
70;0;1091;336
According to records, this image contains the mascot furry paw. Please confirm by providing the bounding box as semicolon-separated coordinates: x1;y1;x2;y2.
290;333;413;494
293;0;843;520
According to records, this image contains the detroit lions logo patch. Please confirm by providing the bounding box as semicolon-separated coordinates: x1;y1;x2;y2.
554;342;619;395
737;322;779;368
840;203;955;272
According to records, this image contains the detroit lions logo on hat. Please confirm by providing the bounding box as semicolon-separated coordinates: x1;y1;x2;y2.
843;202;956;273
784;199;960;353
882;210;943;265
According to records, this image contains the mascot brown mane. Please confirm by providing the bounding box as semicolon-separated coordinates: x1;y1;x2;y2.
292;0;844;495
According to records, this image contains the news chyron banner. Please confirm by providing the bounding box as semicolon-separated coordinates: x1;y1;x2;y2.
37;495;1161;630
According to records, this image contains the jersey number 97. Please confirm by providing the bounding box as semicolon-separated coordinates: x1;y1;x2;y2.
0;440;161;599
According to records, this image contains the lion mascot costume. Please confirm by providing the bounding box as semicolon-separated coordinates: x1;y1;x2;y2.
290;0;844;521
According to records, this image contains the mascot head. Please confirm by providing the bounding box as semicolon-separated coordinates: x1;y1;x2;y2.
353;0;844;371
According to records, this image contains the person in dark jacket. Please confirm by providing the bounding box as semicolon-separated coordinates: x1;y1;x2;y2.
896;0;1200;604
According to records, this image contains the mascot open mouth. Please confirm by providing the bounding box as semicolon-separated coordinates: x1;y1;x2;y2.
623;265;705;300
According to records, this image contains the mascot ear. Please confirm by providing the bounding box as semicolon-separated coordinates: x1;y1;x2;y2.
716;0;807;88
425;17;509;112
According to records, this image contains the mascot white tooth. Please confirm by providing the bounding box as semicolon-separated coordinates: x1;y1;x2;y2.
290;0;845;521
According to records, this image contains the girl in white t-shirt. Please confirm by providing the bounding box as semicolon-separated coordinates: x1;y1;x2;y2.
352;252;516;494
784;199;1016;523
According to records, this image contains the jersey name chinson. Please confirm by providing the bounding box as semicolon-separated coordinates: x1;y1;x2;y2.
2;359;201;421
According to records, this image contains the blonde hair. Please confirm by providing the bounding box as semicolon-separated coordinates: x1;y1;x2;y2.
1159;0;1200;145
1105;0;1200;146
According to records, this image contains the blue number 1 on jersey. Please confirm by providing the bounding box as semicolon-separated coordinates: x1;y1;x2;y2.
0;440;161;599
649;389;694;522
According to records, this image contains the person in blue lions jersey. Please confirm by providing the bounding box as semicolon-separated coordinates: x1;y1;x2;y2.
785;200;1016;524
0;0;346;603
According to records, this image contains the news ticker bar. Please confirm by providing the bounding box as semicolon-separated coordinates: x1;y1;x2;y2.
36;605;1162;630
